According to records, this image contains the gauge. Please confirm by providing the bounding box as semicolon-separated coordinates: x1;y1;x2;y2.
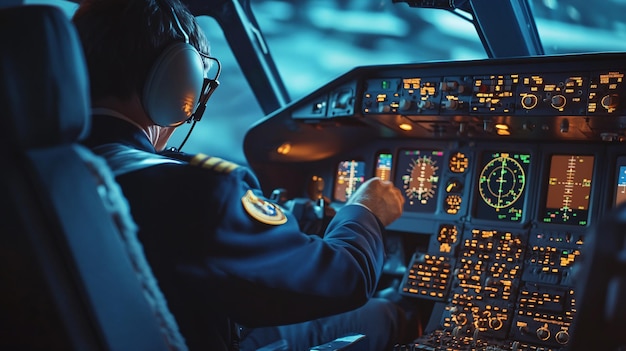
449;152;469;173
402;155;439;205
475;151;531;222
478;153;526;210
396;150;444;213
444;194;462;214
437;224;458;253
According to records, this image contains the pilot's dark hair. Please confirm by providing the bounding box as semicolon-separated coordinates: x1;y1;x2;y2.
72;0;210;102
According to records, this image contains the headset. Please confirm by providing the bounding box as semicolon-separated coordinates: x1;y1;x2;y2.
142;2;208;127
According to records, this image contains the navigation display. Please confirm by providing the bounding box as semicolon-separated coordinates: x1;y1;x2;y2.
541;154;594;226
395;149;444;213
474;151;531;222
333;160;366;202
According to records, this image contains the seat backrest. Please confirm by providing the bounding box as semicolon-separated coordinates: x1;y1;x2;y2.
0;5;186;350
569;203;626;351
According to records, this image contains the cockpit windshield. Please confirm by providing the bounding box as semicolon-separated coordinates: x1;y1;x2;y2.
178;0;626;164
531;0;626;55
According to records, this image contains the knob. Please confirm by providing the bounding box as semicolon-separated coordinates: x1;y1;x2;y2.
519;326;529;335
455;313;468;325
399;98;413;111
443;99;459;110
521;94;538;109
489;318;503;331
440;81;457;91
601;94;619;109
440;81;467;94
472;328;480;340
378;103;391;113
418;100;435;109
555;330;570;344
452;326;462;337
551;94;567;109
511;341;520;351
536;327;550;341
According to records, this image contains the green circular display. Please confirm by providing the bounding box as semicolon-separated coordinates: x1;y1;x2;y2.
478;155;526;209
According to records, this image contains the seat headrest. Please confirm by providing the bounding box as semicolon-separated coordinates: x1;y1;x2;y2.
0;5;90;149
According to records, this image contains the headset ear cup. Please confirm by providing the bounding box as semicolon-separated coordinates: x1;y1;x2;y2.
143;42;204;127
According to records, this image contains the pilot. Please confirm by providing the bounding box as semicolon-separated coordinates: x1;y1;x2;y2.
72;0;407;350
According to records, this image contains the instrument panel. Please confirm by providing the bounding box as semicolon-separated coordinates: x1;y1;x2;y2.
332;140;626;232
243;52;626;351
326;140;616;350
329;141;608;230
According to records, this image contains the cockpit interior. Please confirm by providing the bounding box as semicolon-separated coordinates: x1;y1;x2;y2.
2;0;626;350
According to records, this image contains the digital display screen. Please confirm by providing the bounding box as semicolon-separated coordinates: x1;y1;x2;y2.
474;151;531;222
395;149;444;213
614;157;626;206
333;160;366;202
541;154;594;226
375;152;393;181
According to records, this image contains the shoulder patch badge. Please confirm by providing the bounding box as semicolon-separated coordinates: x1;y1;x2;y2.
241;190;287;225
190;153;239;174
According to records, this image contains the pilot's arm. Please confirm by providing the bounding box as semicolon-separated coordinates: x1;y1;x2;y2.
184;162;402;327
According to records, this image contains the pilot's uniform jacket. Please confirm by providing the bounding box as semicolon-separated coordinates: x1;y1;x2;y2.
83;114;387;351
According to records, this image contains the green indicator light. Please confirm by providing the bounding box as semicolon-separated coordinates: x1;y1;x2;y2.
381;80;389;89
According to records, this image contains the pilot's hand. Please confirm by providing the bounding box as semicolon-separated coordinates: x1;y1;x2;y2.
347;177;404;227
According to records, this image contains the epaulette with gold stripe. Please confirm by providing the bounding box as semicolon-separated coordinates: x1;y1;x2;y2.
190;153;239;174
